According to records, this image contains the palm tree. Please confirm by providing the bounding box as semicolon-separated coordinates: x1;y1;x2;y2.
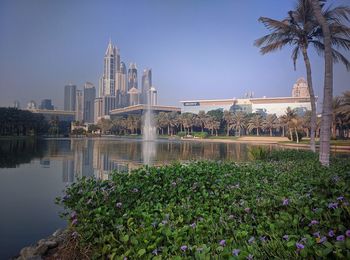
248;114;263;136
309;0;334;166
232;112;246;137
197;111;207;132
223;110;235;136
332;96;343;139
263;114;278;136
282;107;298;141
255;0;350;153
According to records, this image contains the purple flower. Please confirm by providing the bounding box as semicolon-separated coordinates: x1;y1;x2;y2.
309;220;319;226
232;249;240;256
248;236;255;244
70;211;77;219
219;240;226;246
328;230;335;237
246;254;254;260
346;230;350;237
72;218;78;225
282;198;289;206
296;243;304;250
132;188;139;193
337;196;344;201
328;202;338;209
180;245;188;251
283;235;289;241
260;236;267;242
336;235;345;241
172;181;177;186
161;220;168;225
318;236;327;244
116;202;122;208
62;195;70;201
152;249;158;255
72;231;79;238
244;208;251;213
190;222;196;229
313;232;320;238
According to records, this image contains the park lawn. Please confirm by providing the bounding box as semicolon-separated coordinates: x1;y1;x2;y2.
58;150;350;259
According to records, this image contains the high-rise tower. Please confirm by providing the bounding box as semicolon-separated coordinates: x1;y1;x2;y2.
141;69;152;104
128;63;138;90
64;84;77;111
83;82;96;123
99;40;121;97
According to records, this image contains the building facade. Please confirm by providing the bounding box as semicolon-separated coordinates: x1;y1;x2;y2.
39;99;54;110
75;90;84;122
64;84;77;111
149;86;158;106
141;69;152;104
128;63;138;91
180;78;312;117
83;82;96;123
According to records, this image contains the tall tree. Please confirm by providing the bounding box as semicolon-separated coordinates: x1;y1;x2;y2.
255;0;350;152
247;114;263;136
309;0;333;166
263;114;278;136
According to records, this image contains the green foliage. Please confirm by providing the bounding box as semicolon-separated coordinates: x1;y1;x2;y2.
207;109;223;121
177;131;186;137
287;131;304;142
193;132;208;139
248;146;270;160
58;152;350;259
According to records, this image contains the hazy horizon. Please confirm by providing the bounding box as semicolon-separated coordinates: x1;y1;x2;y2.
0;0;349;109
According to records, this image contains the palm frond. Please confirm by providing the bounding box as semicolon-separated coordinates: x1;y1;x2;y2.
310;40;350;70
291;46;300;70
260;38;293;54
323;5;350;24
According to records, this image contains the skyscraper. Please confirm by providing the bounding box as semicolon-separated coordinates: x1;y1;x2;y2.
13;100;20;109
128;63;138;90
99;40;120;96
141;69;152;104
64;84;77;111
39;99;54;110
75;90;84;122
149;86;158;106
119;62;127;94
83;82;96;123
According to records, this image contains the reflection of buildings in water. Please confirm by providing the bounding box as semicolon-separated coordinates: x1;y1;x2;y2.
60;139;255;184
62;160;75;183
40;159;50;168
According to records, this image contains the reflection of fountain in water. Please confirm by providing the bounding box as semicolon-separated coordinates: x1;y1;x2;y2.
142;93;157;165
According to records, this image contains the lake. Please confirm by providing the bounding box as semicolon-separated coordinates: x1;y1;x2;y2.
0;137;344;258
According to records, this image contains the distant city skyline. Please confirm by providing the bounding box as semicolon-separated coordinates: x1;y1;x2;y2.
0;0;349;109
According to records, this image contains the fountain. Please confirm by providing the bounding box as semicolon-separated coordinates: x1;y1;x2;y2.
142;93;157;165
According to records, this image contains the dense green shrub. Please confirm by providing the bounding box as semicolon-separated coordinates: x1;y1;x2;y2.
287;131;304;142
177;131;186;137
193;132;209;139
248;146;270;160
58;152;350;259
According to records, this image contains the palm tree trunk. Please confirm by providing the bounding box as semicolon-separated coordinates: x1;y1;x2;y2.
295;127;299;143
310;0;333;166
257;127;259;136
301;46;317;152
270;128;272;137
227;125;230;136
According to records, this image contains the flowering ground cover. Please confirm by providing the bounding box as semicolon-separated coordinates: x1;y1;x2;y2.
58;150;350;259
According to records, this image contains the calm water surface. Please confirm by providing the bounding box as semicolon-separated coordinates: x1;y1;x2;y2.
0;137;304;258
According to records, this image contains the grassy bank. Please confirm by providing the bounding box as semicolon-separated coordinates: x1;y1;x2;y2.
58;150;350;259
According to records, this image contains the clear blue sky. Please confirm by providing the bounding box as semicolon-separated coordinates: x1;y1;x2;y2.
0;0;349;109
